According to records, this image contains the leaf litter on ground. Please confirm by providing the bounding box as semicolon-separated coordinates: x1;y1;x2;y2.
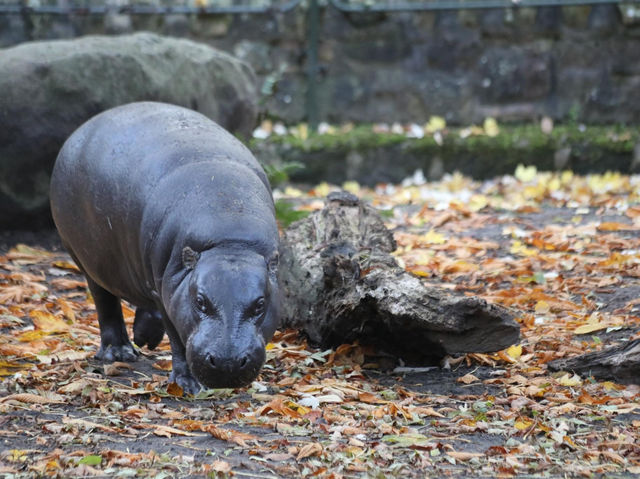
1;167;639;477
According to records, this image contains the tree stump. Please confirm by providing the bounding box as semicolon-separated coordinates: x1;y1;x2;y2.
279;192;520;363
548;339;640;385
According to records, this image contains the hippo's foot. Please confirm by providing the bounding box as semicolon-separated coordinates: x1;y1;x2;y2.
96;342;139;362
169;370;201;395
133;308;165;350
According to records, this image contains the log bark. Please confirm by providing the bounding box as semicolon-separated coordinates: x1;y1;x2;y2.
279;192;520;363
548;339;640;385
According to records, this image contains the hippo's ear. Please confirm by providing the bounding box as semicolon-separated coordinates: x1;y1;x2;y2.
267;252;279;276
182;246;200;270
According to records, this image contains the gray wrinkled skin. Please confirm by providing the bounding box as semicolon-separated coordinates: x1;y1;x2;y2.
50;102;280;394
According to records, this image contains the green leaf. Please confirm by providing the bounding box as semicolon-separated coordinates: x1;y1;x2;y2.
275;200;310;228
78;454;102;465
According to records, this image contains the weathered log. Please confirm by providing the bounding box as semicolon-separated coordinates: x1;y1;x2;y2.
548;339;640;385
279;192;520;363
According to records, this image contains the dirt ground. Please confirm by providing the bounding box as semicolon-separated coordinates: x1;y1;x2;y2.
1;174;640;478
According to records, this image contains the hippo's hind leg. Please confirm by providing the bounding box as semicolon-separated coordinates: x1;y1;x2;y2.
87;277;138;362
133;308;165;350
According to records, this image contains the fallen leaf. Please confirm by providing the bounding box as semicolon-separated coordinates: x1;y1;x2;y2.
31;310;69;333
296;442;323;461
153;425;201;438
166;382;184;397
204;424;257;447
447;451;484;461
103;362;133;376
457;373;480;384
211;460;232;473
1;393;64;404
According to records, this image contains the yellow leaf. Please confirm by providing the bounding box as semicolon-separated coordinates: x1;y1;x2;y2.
574;323;608;335
535;300;551;314
52;260;81;272
283;186;304;198
514;418;533;430
30;311;69;334
483;117;500;137
342;181;360;195
515;164;537;182
291;123;308;141
313;182;331;198
561;170;574;184
557;373;582;387
510;240;537;257
18;330;47;342
506;344;523;360
422;230;446;245
468;194;488;212
425;116;446;133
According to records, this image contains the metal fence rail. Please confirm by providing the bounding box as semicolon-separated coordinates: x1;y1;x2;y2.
1;0;638;15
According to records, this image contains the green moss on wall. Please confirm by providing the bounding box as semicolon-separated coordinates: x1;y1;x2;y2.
252;124;640;185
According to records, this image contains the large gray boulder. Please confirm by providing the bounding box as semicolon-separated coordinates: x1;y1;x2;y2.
0;32;258;228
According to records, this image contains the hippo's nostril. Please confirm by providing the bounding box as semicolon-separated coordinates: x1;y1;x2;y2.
239;355;248;368
206;353;216;368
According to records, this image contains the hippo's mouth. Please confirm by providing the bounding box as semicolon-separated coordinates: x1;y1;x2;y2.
190;360;264;389
187;347;266;390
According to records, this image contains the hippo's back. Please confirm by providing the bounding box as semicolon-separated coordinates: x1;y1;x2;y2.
50;102;274;304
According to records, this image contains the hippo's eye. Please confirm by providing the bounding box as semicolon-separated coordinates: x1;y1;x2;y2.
250;297;266;318
195;294;207;313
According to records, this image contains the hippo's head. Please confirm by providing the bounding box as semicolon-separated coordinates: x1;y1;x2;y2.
166;245;280;389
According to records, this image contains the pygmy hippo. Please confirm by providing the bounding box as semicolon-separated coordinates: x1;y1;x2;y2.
50;102;280;394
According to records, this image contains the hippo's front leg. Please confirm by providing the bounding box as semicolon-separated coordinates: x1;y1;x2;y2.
160;312;201;395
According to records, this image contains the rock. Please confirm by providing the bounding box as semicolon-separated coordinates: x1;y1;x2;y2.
588;5;622;34
0;32;257;228
535;7;563;36
477;47;552;103
279;193;520;363
479;10;512;39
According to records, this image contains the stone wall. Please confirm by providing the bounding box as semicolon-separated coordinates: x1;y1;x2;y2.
1;1;639;125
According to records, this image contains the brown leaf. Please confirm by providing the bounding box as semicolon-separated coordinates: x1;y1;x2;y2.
1;393;64;404
211;460;232;473
296;442;323;461
203;424;257;447
166;382;183;397
153;425;201;438
152;359;173;371
103;362;133;376
358;392;387;404
457;373;480;384
447;451;484;461
597;222;634;232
